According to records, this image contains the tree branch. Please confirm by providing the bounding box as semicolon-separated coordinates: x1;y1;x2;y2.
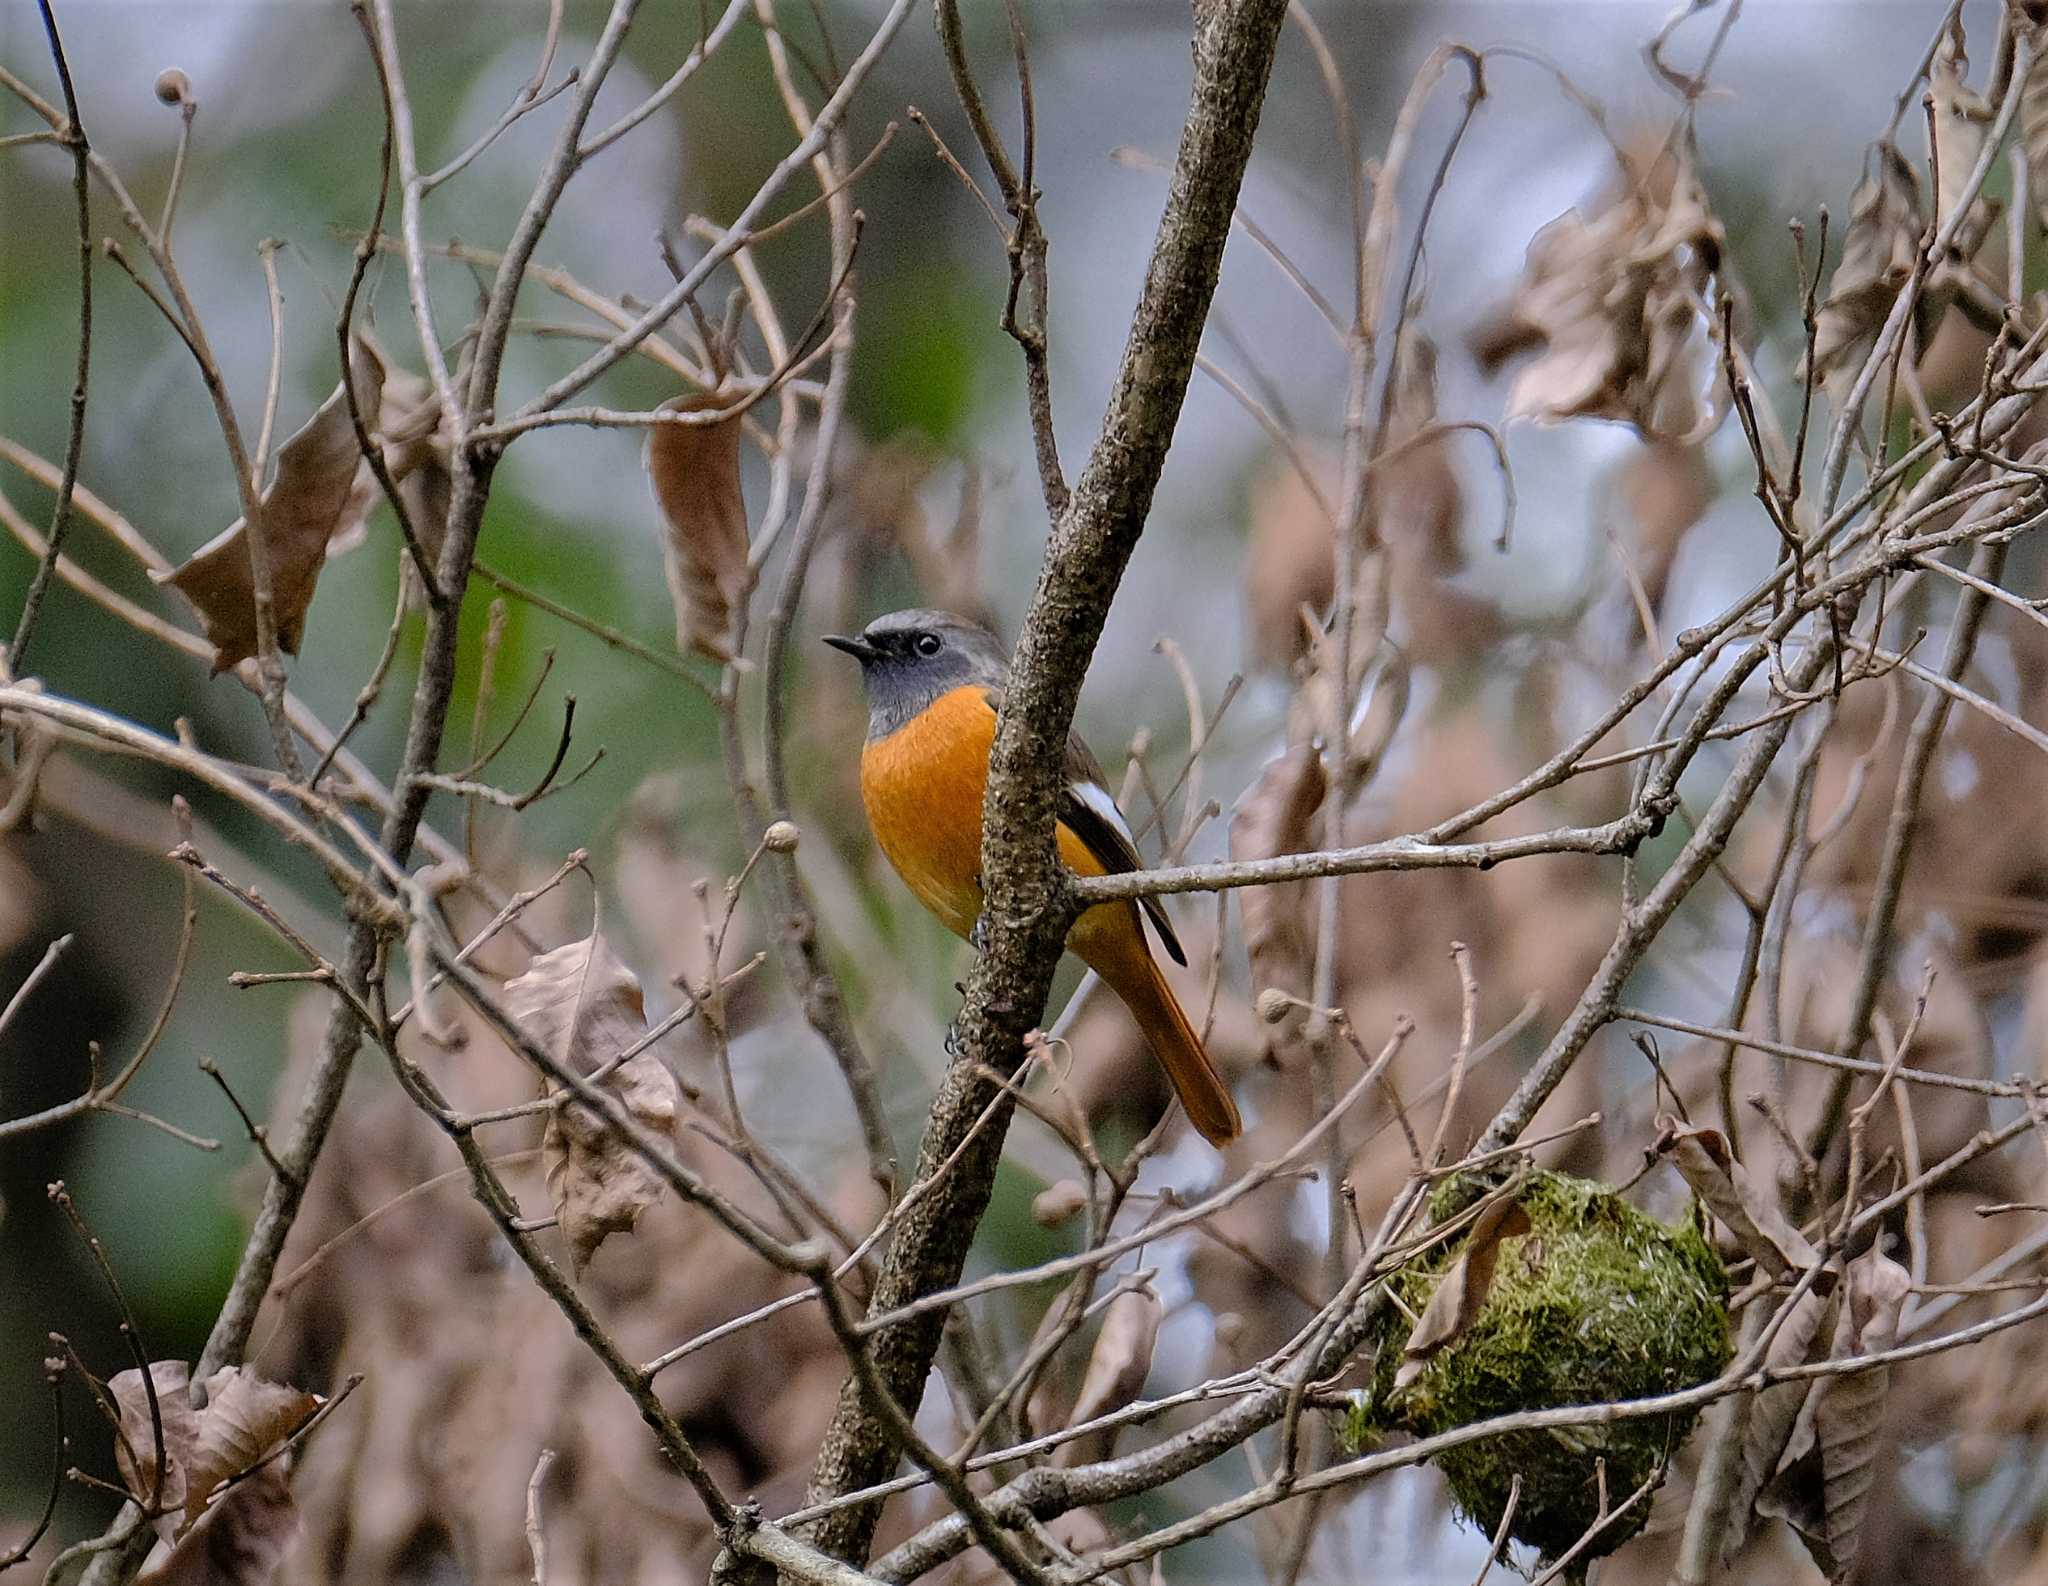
796;0;1291;1563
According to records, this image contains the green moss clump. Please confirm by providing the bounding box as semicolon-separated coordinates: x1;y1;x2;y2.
1360;1169;1730;1567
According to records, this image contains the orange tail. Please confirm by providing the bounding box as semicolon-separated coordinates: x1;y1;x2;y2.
1086;924;1241;1146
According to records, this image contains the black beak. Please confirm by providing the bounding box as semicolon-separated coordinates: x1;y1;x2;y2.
822;632;880;662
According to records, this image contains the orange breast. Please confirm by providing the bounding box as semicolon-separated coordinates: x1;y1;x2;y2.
861;685;1127;953
861;686;999;939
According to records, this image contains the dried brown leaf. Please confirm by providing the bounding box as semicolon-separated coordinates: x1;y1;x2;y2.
1228;742;1327;1062
1652;1115;1819;1279
183;1366;321;1527
1723;1285;1840;1562
110;1360;198;1525
1808;145;1924;398
1812;1250;1910;1575
1394;1195;1534;1391
363;337;455;579
1615;441;1713;614
158;339;387;672
1242;446;1337;673
1058;1283;1162;1465
502;933;680;1269
646;392;750;662
137;1457;297;1586
112;1361;318;1584
1491;151;1724;442
1929;22;1998;264
1759;1250;1910;1582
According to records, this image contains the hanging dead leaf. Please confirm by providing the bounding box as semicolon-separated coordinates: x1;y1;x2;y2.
1229;742;1328;1064
502;932;681;1269
1807;144;1925;399
1652;1115;1820;1280
1757;1249;1910;1582
1242;443;1338;673
1928;21;1999;269
1394;1193;1534;1391
360;335;457;584
181;1366;322;1527
158;338;386;672
1285;548;1391;761
646;392;750;662
1722;1284;1841;1562
1615;440;1714;616
1480;147;1724;442
111;1360;320;1584
1058;1281;1163;1465
138;1457;298;1586
1378;329;1463;578
110;1360;198;1527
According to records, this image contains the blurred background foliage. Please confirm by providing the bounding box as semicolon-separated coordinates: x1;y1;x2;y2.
3;2;2039;1580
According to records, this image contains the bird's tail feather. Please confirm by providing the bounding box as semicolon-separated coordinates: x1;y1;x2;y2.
1125;955;1242;1147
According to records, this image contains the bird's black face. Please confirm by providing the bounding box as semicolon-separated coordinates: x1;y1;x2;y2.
823;608;1008;739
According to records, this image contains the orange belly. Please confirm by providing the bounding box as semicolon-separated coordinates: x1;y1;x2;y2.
861;685;1122;949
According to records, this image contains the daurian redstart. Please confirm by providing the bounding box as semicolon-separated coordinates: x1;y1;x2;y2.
825;609;1242;1146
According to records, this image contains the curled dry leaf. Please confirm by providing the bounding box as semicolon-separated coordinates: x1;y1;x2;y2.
1614;439;1714;618
1807;144;1925;400
1756;1249;1911;1582
159;339;386;672
1928;22;1999;269
181;1366;323;1528
646;392;750;662
1478;149;1725;443
111;1359;198;1526
362;335;459;585
1379;330;1463;581
1242;445;1337;673
1286;555;1391;771
501;932;681;1270
110;1361;321;1586
1393;1194;1534;1392
137;1458;298;1586
1228;742;1328;1064
1058;1281;1163;1465
1723;1284;1841;1562
1652;1114;1820;1280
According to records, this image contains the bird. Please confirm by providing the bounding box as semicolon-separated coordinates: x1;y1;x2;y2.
824;608;1242;1146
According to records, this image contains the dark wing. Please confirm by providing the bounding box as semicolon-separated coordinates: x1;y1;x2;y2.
983;690;1187;967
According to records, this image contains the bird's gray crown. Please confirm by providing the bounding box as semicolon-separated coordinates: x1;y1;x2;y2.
824;608;1009;740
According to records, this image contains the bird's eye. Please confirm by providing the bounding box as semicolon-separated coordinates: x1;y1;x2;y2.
914;633;943;657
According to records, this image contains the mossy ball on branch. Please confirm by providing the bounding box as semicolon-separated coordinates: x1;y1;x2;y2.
1356;1169;1729;1568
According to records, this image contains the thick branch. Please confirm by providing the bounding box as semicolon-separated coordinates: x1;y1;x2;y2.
796;0;1290;1563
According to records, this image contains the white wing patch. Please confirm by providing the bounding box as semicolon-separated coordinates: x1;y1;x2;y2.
1068;778;1138;851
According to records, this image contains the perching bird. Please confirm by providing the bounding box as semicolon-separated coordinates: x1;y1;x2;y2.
824;608;1242;1145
